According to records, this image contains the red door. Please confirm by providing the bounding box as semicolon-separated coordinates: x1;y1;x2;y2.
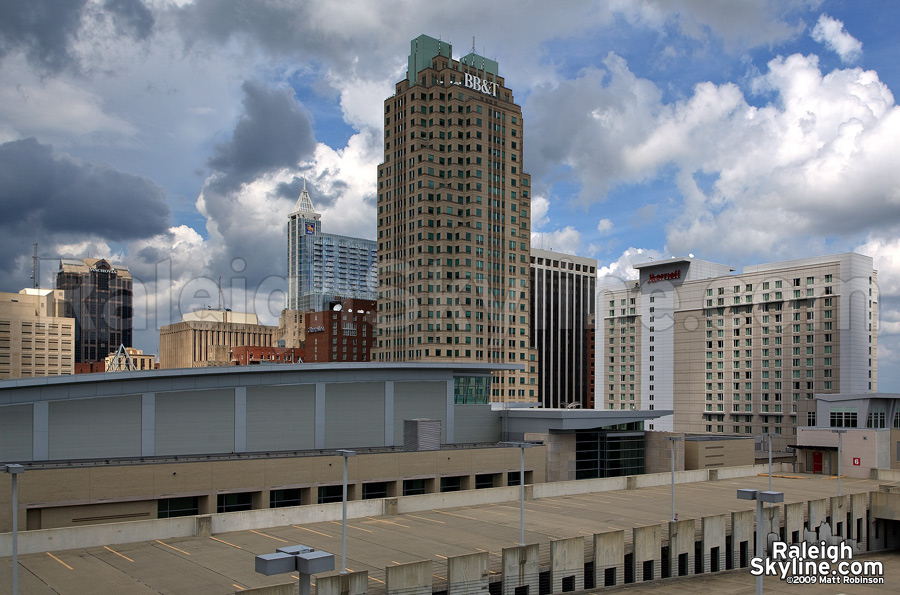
813;451;823;473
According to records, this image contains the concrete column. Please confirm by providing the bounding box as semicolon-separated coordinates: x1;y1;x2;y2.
632;525;661;583
701;514;727;573
501;544;540;595
762;504;781;554
550;536;584;593
385;381;394;446
32;401;49;461
386;560;432;595
318;571;368;595
807;498;828;539
448;551;489;595
234;386;247;453
830;495;850;538
668;518;695;577
784;502;806;544
252;490;270;510
731;510;754;569
593;530;624;588
315;382;326;449
141;392;155;457
850;492;868;552
446;379;455;443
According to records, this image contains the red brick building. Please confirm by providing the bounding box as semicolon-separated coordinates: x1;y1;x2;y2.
230;346;305;366
303;298;375;363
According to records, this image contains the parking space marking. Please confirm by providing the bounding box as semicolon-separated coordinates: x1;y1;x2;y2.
210;536;242;549
103;545;134;562
46;552;73;570
156;540;191;555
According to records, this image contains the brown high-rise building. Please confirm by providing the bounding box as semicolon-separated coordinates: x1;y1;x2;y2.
374;34;538;402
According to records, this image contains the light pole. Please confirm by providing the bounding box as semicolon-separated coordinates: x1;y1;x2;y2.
336;450;356;574
2;464;24;595
761;433;774;492
831;429;846;497
502;441;535;545
737;488;784;595
667;436;682;522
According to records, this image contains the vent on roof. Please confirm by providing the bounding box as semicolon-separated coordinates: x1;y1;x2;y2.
403;419;441;452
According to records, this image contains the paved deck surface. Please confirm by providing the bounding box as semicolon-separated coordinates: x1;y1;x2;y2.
1;473;897;594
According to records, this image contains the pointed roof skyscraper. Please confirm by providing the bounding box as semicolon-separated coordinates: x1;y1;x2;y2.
291;178;320;220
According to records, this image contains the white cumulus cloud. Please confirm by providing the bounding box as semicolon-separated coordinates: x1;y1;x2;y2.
811;14;863;64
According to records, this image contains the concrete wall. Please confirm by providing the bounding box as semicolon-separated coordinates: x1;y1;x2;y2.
0;446;545;533
593;530;624;588
784;502;806;544
542;433;576;482
447;551;489;595
501;544;540;595
550;537;583;592
684;438;754;470
386;561;432;595
644;432;683;474
317;571;368;595
633;525;661;582
701;514;726;573
730;510;754;569
667;519;695;577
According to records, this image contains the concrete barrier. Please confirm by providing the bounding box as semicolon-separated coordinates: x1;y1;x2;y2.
448;551;489;595
318;571;368;595
0;516;196;556
550;536;583;593
238;584;294;595
387;560;432;595
211;500;384;534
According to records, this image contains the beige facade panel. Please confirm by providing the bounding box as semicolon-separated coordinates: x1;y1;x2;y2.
393;381;448;444
0;403;33;460
48;395;142;460
155;389;235;455
324;382;386;449
246;384;316;452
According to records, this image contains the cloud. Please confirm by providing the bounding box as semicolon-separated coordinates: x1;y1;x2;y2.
597;247;664;283
531;226;583;256
207;81;317;192
597;218;614;234
0;138;170;276
0;0;88;72
811;14;862;63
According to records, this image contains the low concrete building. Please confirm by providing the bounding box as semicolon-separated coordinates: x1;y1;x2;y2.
159;309;278;368
0;362;668;532
0;288;74;380
796;392;900;477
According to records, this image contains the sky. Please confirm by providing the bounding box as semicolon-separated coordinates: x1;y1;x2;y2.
1;0;899;388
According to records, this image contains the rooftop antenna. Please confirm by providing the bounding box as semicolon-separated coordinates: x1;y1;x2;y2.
31;242;39;289
471;36;476;54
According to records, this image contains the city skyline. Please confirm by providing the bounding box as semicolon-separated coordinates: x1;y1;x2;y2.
1;2;899;387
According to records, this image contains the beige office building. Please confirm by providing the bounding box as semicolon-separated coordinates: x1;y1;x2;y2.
374;34;538;402
158;309;277;369
0;288;74;379
599;253;877;447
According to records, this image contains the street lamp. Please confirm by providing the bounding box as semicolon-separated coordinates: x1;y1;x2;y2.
667;436;682;522
737;488;784;595
502;441;535;545
336;450;356;574
831;429;847;497
2;464;24;595
761;433;775;492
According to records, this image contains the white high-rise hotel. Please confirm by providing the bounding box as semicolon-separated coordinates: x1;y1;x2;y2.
598;253;877;438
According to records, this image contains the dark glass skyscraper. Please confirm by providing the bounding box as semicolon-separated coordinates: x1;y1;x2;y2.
56;258;133;364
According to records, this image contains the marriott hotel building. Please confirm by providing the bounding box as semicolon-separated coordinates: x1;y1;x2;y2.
374;34;538;402
599;253;877;441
